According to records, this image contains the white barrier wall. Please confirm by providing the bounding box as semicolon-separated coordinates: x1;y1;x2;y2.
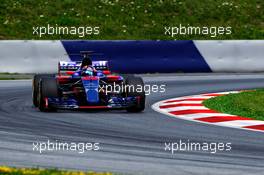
0;41;68;73
194;40;264;72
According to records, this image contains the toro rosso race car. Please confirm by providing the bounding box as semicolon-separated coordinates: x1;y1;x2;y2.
32;56;145;112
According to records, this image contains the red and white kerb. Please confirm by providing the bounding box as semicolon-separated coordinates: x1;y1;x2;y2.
152;91;264;132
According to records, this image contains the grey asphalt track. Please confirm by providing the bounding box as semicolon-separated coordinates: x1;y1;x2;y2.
0;74;264;175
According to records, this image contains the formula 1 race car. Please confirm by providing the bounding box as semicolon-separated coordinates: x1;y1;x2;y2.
32;58;145;113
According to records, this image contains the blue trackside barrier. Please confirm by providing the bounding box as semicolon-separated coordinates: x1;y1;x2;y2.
0;40;263;73
61;40;212;73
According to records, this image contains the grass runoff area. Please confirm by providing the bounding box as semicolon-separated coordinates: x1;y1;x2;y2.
0;0;263;39
0;166;113;175
0;73;32;80
203;90;264;121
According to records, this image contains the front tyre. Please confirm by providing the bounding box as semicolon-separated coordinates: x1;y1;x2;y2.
32;74;54;107
125;76;145;113
38;77;58;112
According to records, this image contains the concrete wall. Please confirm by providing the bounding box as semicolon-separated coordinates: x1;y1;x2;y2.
0;41;68;73
194;40;264;72
0;40;263;73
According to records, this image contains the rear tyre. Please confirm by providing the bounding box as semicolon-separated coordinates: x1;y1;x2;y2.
32;74;54;107
38;77;58;112
125;76;145;113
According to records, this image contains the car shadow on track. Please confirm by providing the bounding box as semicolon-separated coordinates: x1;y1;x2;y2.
32;106;147;115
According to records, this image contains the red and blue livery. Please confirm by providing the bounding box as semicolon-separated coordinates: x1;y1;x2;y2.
32;58;145;112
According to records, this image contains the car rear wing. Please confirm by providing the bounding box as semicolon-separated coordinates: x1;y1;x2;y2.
58;61;109;75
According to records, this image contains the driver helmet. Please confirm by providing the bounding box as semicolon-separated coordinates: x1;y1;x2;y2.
81;57;92;69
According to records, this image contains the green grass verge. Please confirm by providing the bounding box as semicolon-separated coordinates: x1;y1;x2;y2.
0;78;26;80
203;90;264;121
0;166;113;175
0;0;263;39
0;73;33;80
